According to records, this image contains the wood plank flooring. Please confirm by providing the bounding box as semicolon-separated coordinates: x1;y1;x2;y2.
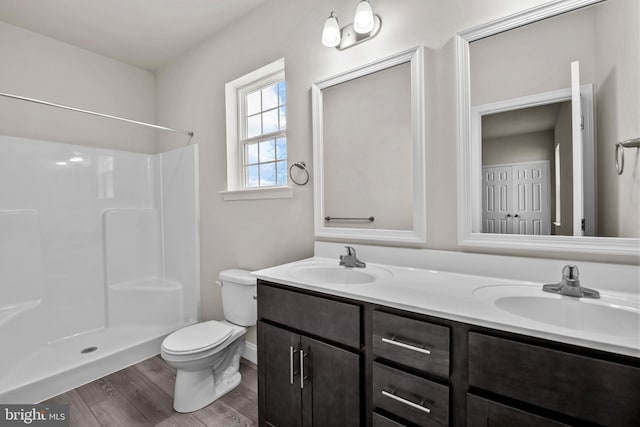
43;356;257;427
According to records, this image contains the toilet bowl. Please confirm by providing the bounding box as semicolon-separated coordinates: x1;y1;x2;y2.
161;269;256;413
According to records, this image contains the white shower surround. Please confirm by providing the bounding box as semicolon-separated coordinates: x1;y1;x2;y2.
0;136;199;403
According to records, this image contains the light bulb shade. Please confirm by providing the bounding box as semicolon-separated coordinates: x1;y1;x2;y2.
322;14;341;47
353;0;374;34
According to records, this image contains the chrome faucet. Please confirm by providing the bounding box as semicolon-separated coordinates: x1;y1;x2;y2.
542;265;600;298
339;246;366;268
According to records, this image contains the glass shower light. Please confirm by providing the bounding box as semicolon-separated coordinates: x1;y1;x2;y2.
353;0;374;34
322;12;341;47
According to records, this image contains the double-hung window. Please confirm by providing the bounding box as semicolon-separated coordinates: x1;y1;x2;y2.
224;59;290;200
240;75;286;187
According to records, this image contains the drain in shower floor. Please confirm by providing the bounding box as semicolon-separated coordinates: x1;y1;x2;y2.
81;346;98;354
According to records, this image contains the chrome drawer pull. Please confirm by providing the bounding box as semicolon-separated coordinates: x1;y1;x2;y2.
381;390;431;414
381;337;431;355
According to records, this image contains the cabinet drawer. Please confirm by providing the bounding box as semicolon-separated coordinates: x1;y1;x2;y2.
373;362;449;426
257;283;361;348
467;394;569;427
468;332;640;426
373;412;408;427
373;310;450;378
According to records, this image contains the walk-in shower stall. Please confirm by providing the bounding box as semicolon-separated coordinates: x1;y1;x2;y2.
0;135;199;403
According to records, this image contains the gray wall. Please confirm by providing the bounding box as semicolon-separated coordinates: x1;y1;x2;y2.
594;0;640;238
0;21;156;152
470;5;597;105
482;130;554;166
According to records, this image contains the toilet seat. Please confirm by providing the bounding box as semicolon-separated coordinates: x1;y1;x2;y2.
162;320;234;355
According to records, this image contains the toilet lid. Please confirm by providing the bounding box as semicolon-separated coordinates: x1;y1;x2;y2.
162;320;234;354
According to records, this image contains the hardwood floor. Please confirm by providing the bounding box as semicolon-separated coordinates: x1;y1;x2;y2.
44;356;258;427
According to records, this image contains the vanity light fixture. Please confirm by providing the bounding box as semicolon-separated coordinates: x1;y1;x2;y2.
321;0;381;50
322;12;341;47
353;0;374;34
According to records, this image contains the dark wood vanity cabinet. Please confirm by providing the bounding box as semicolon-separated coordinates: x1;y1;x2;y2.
257;280;640;427
257;282;362;427
467;332;640;427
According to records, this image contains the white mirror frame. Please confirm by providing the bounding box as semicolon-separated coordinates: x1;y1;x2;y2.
312;47;426;243
456;0;640;257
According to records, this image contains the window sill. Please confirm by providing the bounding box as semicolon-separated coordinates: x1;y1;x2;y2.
220;186;293;201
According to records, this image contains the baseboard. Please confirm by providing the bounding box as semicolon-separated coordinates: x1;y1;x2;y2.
242;340;257;365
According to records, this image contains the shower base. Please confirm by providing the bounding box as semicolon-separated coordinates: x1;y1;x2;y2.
0;321;195;403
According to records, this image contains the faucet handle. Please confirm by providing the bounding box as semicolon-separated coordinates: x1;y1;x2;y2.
562;264;579;280
561;264;581;288
344;246;356;256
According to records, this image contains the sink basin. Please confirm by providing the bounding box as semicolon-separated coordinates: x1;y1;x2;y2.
474;285;640;338
287;262;392;285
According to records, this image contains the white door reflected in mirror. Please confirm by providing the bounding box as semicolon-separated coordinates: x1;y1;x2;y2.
475;78;596;237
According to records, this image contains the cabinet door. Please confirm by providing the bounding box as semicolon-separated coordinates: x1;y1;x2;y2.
467;394;569;427
258;321;302;427
468;332;640;426
301;335;360;427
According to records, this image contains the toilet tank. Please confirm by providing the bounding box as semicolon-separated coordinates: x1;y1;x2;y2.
219;269;257;327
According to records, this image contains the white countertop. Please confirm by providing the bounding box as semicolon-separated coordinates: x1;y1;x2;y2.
254;256;640;358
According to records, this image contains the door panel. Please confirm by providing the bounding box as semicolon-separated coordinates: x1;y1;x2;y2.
258;321;302;427
301;335;360;427
482;166;511;233
512;162;550;235
533;219;542;235
483;162;550;235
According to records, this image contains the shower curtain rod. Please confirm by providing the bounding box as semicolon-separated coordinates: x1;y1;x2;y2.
0;92;194;137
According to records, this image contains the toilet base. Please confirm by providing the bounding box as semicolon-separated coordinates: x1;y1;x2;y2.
168;335;246;413
173;368;242;413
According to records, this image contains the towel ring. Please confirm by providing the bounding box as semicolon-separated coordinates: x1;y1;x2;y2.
616;138;640;175
616;143;625;175
289;161;309;186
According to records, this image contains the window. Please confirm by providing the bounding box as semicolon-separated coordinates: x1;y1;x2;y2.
223;58;291;200
241;78;287;187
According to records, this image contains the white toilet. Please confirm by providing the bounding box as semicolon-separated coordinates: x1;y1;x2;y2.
161;269;257;413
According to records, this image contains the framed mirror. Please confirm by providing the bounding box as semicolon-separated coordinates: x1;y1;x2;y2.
456;0;639;257
312;47;426;243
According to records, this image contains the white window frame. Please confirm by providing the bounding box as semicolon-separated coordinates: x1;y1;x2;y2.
238;72;287;188
222;58;292;201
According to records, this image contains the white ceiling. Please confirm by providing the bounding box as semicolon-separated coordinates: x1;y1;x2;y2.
0;0;267;71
